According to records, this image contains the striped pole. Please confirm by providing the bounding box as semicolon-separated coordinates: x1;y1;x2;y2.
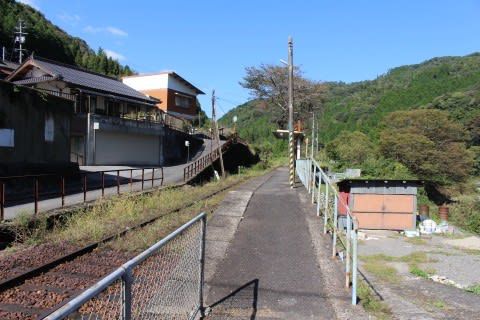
288;36;295;188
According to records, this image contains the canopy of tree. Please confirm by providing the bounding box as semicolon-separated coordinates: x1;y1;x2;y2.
0;0;133;77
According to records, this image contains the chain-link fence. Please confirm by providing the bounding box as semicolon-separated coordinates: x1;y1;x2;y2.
45;212;206;320
296;158;359;305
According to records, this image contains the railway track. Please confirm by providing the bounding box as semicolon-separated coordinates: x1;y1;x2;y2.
0;179;243;319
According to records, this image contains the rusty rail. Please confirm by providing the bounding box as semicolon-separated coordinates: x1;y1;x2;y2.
0;167;164;220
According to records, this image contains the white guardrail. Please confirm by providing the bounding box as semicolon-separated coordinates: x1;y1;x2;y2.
296;158;359;305
44;212;207;320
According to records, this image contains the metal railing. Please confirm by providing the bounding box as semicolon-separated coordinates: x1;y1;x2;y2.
183;139;232;182
0;167;164;221
35;88;77;101
296;158;359;305
44;212;207;320
184;148;221;182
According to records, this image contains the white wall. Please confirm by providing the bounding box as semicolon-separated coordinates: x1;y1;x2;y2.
123;74;169;91
94;131;160;165
123;73;198;96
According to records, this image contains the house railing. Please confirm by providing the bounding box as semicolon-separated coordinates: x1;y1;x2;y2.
296;157;359;305
0;167;164;221
44;212;207;320
35;88;77;101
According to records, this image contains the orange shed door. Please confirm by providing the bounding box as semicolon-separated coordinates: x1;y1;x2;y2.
352;194;415;230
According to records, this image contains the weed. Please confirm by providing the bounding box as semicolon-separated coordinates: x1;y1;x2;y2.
357;281;392;319
363;261;398;283
409;265;435;279
466;284;480;295
432;300;446;309
405;237;427;245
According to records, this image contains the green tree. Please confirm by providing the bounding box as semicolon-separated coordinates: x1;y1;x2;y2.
379;109;474;184
326;131;376;166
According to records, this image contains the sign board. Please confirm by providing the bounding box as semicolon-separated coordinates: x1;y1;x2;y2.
185;140;190;147
233;115;238;123
0;129;14;147
94;122;100;130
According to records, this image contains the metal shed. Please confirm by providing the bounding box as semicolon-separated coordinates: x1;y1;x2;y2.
338;180;422;231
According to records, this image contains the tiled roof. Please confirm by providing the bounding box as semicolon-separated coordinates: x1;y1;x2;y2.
13;56;157;104
13;75;56;85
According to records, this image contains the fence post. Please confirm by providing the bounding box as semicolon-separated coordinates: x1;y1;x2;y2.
0;182;4;221
161;167;164;186
332;195;338;258
83;175;87;202
61;176;65;207
323;184;329;234
117;170;120;195
101;172;105;197
316;173;321;217
34;177;39;215
141;169;145;190
346;213;351;288
311;164;316;204
130;169;133;192
122;268;133;320
152;168;155;188
199;214;207;316
351;227;358;305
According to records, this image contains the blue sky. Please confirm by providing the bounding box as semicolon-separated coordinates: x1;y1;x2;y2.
18;0;480;117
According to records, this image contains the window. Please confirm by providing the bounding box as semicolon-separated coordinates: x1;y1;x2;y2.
44;114;54;142
175;95;192;109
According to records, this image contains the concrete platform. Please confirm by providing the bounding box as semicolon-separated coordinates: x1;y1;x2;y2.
204;168;336;319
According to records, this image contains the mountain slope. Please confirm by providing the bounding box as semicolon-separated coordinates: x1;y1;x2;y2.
0;0;132;76
222;53;480;148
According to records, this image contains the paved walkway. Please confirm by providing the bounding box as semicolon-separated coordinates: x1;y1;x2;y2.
206;168;335;319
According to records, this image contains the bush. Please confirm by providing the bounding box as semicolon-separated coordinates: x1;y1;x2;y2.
449;197;480;235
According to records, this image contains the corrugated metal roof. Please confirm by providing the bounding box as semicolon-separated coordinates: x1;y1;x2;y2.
10;56;157;104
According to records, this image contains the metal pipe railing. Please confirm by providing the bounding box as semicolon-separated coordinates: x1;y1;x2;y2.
296;157;359;305
0;167;164;220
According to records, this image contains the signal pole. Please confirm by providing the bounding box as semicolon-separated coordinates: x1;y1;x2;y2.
211;90;225;178
288;36;295;188
14;20;28;64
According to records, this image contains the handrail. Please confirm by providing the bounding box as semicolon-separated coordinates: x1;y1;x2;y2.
0;167;164;220
296;157;358;305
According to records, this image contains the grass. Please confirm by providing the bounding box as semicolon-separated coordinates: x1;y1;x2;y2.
409;265;436;279
405;237;428;245
363;261;398;283
361;252;436;265
466;284;480;295
432;300;447;310
357;281;392;319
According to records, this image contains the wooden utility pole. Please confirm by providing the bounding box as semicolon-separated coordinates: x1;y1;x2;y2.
212;90;225;178
288;36;295;188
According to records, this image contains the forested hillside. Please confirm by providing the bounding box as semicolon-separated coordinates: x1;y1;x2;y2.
221;53;480;185
0;0;133;76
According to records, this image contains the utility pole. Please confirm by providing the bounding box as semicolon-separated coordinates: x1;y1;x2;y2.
288;36;295;188
211;90;225;178
14;20;28;64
